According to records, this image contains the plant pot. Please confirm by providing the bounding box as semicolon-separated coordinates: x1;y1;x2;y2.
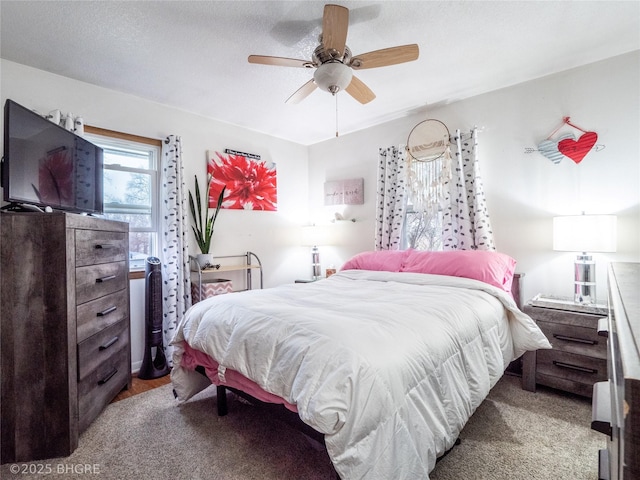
196;253;214;269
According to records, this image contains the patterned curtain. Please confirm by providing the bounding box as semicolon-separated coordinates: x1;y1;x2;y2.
160;135;191;364
375;146;408;250
442;128;495;250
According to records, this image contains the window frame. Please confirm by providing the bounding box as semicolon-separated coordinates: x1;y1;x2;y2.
84;126;162;277
402;203;444;252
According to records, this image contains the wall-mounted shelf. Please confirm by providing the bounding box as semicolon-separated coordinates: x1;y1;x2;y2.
331;218;357;223
189;252;263;302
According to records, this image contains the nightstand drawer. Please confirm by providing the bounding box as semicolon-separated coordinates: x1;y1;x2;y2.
537;319;606;359
537;349;607;385
75;229;128;266
77;319;129;381
523;305;605;328
76;261;128;304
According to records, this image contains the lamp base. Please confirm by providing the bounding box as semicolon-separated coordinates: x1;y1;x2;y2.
311;246;321;280
574;254;596;305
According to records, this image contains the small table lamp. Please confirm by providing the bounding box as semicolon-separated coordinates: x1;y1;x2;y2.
553;214;617;304
301;225;332;280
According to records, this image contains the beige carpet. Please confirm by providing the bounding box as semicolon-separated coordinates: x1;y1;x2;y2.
0;375;603;480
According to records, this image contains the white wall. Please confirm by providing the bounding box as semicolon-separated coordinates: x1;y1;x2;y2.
1;59;313;371
308;51;640;304
2;52;639;371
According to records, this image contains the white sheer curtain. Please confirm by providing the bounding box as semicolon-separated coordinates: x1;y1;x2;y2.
442;128;495;250
160;135;191;364
375;146;408;250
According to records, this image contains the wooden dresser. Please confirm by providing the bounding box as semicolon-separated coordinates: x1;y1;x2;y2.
592;262;640;480
1;212;131;464
522;295;608;397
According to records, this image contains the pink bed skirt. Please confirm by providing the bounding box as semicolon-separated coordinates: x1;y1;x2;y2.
181;342;298;413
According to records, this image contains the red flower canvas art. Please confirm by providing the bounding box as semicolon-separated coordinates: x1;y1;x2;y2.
207;151;277;211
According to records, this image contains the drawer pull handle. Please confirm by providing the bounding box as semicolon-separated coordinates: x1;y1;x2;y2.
99;336;119;350
97;306;117;317
553;334;597;345
597;318;609;338
553;360;597;374
95;243;116;249
96;275;117;283
98;368;118;385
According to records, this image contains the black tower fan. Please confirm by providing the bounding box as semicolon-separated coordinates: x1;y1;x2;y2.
138;256;171;379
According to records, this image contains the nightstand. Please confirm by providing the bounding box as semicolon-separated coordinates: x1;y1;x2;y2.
522;295;609;397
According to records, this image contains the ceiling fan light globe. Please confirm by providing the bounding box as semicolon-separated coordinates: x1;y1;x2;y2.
313;62;353;94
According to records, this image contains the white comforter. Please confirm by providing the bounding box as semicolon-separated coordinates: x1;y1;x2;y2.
171;270;550;480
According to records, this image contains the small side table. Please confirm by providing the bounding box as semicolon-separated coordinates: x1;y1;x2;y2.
522;295;609;397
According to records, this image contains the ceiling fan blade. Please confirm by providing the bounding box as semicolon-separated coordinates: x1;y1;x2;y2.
248;55;313;68
345;76;376;104
350;44;419;70
285;79;318;104
322;4;349;58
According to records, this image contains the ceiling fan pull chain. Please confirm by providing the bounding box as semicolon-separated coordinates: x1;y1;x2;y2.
335;93;339;137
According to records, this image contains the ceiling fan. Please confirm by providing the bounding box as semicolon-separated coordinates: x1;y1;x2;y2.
248;4;419;105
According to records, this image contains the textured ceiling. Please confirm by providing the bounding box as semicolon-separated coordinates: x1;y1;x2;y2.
1;1;639;145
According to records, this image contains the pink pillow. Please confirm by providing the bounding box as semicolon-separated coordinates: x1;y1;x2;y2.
401;250;517;292
340;250;409;272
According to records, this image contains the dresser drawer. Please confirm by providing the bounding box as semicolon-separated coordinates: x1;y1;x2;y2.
77;344;129;433
77;289;130;343
77;319;129;381
75;229;127;266
76;261;127;304
538;319;606;359
537;349;607;386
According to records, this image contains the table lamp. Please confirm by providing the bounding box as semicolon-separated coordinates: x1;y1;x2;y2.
553;214;617;304
301;225;332;280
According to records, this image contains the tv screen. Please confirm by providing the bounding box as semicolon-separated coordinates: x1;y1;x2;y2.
2;99;103;214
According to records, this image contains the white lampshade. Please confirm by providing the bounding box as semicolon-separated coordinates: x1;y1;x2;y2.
553;215;617;253
300;225;333;247
313;62;353;94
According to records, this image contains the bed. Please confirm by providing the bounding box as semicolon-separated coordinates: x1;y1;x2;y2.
171;249;551;480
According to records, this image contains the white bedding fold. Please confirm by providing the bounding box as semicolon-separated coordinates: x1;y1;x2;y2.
171;270;550;480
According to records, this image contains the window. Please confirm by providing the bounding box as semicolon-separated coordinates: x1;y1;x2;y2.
85;127;161;271
402;204;443;251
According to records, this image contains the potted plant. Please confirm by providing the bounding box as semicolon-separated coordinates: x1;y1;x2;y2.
188;173;225;269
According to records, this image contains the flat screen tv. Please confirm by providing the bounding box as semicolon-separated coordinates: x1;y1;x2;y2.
2;99;103;214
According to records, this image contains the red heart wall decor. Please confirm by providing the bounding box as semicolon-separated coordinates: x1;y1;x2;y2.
558;131;598;164
537;132;575;164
